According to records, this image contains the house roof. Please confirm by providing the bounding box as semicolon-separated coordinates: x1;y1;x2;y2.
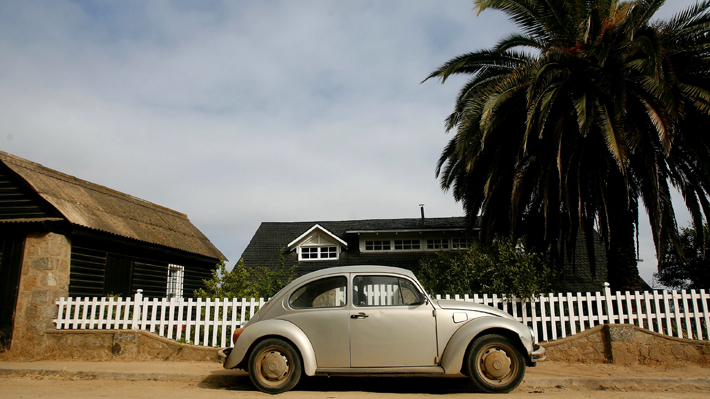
0;151;225;261
240;217;468;275
240;217;623;293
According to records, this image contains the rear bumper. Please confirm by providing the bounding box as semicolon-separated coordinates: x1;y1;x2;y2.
218;347;233;365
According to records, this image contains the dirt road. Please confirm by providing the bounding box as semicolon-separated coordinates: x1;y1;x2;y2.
2;362;709;399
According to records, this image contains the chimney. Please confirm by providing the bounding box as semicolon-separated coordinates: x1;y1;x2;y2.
419;204;425;219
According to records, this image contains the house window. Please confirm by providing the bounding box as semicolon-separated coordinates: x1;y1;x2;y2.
166;264;184;299
394;239;421;250
300;246;338;260
452;238;473;250
365;240;391;251
426;239;449;250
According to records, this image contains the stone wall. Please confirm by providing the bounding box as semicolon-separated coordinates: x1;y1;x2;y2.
43;330;221;362
32;323;710;365
542;324;710;365
10;232;70;356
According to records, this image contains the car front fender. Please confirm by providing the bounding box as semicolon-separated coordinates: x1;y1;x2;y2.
223;319;318;376
439;316;534;374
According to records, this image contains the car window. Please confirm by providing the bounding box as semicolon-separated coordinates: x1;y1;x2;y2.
353;275;425;307
289;276;347;309
398;278;425;305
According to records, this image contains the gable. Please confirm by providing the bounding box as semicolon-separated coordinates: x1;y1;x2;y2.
302;233;337;247
287;224;348;250
0;162;62;222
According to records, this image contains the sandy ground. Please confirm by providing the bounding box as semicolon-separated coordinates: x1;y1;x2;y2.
1;378;709;399
1;361;709;399
530;361;710;379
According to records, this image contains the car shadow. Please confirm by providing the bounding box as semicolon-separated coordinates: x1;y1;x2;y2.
201;371;477;394
296;374;475;394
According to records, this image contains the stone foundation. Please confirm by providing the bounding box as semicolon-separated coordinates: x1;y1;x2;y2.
43;330;221;362
541;324;710;366
25;323;710;365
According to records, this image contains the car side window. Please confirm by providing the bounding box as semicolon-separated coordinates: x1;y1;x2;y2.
353;275;425;307
398;278;425;306
289;276;347;309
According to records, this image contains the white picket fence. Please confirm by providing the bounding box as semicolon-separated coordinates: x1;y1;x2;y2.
54;284;710;348
54;290;268;348
436;284;710;343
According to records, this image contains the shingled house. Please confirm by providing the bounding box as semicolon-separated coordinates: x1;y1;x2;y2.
0;151;224;351
241;218;610;293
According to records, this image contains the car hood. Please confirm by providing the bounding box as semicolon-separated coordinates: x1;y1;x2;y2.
435;299;513;319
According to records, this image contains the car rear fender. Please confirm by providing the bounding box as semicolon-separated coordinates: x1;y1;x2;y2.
223;319;318;376
439;316;533;374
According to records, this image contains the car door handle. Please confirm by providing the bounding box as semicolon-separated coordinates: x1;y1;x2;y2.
350;312;369;319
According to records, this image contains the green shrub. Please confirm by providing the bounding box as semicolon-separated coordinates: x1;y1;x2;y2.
417;237;556;300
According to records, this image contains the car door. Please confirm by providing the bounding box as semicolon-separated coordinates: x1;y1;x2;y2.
279;275;351;368
349;274;438;367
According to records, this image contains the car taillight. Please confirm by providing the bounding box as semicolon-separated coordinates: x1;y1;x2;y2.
232;327;244;345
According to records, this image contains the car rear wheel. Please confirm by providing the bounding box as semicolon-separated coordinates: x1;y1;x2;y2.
465;334;525;393
248;338;302;394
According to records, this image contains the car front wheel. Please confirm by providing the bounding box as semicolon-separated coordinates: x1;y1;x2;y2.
465;334;526;393
248;338;302;394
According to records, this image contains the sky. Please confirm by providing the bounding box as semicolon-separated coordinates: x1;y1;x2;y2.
0;0;702;288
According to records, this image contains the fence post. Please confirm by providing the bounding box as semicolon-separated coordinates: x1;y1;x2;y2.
604;282;615;324
132;289;143;329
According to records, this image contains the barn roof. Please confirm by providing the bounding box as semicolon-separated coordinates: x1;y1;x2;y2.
0;151;225;261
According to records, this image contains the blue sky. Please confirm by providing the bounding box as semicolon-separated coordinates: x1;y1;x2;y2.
0;0;700;287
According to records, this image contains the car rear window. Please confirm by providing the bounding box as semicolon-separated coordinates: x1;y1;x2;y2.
289;276;347;309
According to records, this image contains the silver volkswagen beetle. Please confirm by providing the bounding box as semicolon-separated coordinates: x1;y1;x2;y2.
221;265;545;394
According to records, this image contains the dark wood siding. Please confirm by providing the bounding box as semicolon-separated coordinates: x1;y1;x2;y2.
69;236;214;299
0;233;25;349
133;258;169;298
183;265;214;297
0;164;58;220
104;255;133;297
69;246;107;297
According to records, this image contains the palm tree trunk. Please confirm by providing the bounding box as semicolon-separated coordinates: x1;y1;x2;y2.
606;181;642;292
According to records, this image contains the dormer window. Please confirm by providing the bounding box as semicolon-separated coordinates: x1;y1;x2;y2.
299;234;340;260
288;224;347;262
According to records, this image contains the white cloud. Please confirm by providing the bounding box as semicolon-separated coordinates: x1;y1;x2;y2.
0;0;701;278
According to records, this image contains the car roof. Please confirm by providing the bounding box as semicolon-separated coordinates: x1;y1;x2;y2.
256;265;422;322
288;265;417;287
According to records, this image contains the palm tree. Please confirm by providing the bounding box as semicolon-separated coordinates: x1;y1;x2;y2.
425;0;710;291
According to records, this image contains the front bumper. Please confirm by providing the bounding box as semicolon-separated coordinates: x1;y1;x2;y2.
530;344;546;362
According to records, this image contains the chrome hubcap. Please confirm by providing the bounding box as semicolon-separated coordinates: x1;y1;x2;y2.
481;349;511;380
260;351;289;381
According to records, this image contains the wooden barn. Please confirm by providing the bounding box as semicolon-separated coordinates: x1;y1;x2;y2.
0;151;225;351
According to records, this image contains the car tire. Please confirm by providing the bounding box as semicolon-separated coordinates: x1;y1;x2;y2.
465;334;526;393
248;338;302;394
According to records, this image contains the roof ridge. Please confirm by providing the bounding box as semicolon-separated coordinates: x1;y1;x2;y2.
263;216;465;224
